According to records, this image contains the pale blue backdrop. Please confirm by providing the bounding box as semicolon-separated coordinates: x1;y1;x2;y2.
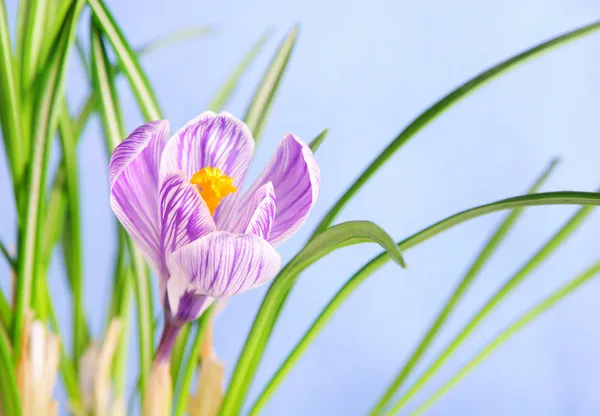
2;0;600;415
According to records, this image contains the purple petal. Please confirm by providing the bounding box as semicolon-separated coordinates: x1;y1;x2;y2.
242;133;320;247
165;282;213;322
159;111;255;225
109;120;170;275
242;182;276;239
166;232;281;300
159;171;216;260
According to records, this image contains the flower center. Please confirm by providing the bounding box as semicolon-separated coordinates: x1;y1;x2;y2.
190;167;237;215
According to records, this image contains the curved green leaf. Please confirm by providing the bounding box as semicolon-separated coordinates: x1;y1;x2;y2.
137;25;213;55
221;220;406;415
249;159;559;415
233;190;600;415
413;259;600;416
386;200;595;415
244;26;297;142
312;20;600;236
369;159;559;414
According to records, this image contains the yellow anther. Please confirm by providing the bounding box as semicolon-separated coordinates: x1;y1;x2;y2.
190;167;237;215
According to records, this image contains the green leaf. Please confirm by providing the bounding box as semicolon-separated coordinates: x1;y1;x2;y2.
0;0;25;192
309;128;328;152
90;20;154;397
235;189;600;415
248;160;559;415
170;322;192;387
243;26;297;142
311;20;600;237
369;159;559;414
0;325;21;416
87;0;163;120
413;260;600;416
173;307;213;416
137;25;214;55
20;0;48;92
0;239;15;270
57;99;88;365
12;0;85;353
208;30;271;112
386;200;595;415
220;220;406;415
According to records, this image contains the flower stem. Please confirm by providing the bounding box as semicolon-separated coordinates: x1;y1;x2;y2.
155;320;182;364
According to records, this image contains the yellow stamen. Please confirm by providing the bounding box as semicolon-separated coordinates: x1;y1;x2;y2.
190;167;237;215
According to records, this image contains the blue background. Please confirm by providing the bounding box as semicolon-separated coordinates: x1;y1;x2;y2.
2;0;600;414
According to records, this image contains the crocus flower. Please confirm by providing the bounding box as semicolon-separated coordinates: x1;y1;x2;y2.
109;111;320;358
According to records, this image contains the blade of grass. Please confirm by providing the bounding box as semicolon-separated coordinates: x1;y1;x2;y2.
0;0;25;192
57;99;88;365
170;323;192;387
248;159;559;415
12;0;84;353
243;26;296;142
0;239;15;270
87;0;162;120
0;325;20;416
223;191;600;415
311;20;600;237
137;25;214;55
412;259;600;416
172;307;213;416
368;160;559;414
308;128;329;152
208;30;271;111
90;20;154;397
385;200;596;415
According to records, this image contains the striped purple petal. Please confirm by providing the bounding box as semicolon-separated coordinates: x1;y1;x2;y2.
241;133;320;247
166;232;281;309
159;171;216;281
244;182;276;239
159;111;255;226
109;120;170;276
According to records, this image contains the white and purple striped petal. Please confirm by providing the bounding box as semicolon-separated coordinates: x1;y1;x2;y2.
244;182;276;239
166;232;281;314
159;111;255;225
109;120;170;276
158;172;216;297
241;133;320;247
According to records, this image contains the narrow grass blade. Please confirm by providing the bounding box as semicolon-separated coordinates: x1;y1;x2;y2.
0;325;21;416
369;160;559;414
12;0;84;353
87;0;163;120
170;323;192;388
20;0;48;93
221;221;406;415
173;307;213;416
386;201;596;415
90;21;154;396
0;239;15;270
309;128;328;152
0;0;24;190
248;160;558;415
413;259;600;416
243;26;296;142
57;99;88;365
311;20;600;236
208;30;271;111
227;190;600;415
137;25;213;55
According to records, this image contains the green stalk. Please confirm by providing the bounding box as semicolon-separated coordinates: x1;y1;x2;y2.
0;325;21;416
